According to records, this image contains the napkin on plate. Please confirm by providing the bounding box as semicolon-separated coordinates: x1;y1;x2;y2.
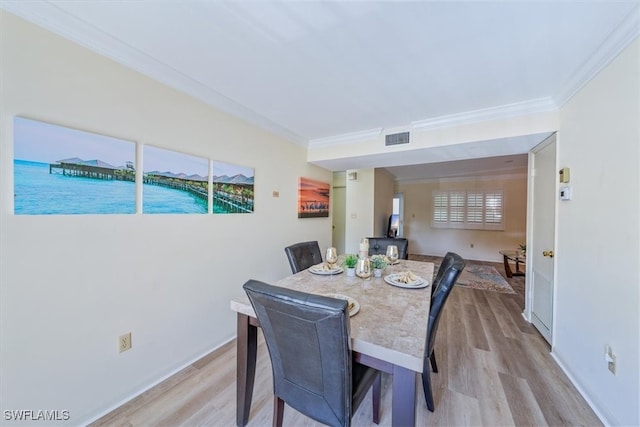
395;271;420;284
315;262;338;271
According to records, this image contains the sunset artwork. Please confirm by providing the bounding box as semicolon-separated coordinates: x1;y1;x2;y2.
298;177;330;218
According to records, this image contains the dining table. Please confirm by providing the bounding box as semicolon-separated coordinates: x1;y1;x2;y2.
230;258;435;427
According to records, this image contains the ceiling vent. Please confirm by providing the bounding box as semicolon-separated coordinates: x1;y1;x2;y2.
385;132;410;146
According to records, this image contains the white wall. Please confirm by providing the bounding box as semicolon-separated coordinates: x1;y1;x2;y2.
553;37;640;426
0;12;331;425
396;175;527;261
344;169;375;254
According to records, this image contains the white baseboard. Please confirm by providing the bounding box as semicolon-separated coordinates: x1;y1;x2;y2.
83;336;236;425
550;351;614;426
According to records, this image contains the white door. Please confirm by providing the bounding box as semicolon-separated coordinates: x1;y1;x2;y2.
530;135;556;343
332;186;346;254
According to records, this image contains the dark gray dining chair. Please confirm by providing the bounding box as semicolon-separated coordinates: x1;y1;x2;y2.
422;253;465;412
284;240;323;273
431;252;458;297
243;280;381;427
367;237;409;260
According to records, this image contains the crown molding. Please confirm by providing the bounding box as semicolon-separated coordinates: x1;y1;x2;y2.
308;128;383;148
1;2;307;146
410;98;557;132
554;5;640;107
4;2;636;149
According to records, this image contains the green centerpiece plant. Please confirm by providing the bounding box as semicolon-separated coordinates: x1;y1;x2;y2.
343;253;358;269
370;254;388;277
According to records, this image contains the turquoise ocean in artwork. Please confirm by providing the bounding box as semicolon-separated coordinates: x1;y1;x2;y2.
14;160;207;214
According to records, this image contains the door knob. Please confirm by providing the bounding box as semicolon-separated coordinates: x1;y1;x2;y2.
543;250;554;258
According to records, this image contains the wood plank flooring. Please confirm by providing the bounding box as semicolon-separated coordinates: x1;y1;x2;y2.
91;258;602;427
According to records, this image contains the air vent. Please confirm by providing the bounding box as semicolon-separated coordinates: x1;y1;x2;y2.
385;132;410;146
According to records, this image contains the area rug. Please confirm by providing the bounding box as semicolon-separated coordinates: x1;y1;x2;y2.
410;255;516;294
456;263;516;294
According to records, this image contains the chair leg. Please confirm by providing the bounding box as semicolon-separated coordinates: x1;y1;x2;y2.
273;396;285;427
421;371;435;412
372;373;381;424
430;350;438;373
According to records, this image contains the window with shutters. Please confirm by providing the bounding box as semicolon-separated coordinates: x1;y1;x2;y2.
432;189;504;230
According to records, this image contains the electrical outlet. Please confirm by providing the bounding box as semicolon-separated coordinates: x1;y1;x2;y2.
605;345;616;374
119;332;132;353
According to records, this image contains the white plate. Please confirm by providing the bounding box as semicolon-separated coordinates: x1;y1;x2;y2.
384;273;429;289
309;264;343;275
324;293;360;317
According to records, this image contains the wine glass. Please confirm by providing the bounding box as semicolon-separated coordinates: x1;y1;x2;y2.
386;245;399;265
355;258;371;279
325;247;338;267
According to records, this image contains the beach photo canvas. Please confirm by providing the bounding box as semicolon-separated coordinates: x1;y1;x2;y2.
142;146;209;214
13;116;136;215
212;161;254;214
298;177;330;218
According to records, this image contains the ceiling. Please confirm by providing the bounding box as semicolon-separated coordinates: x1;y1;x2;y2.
3;1;639;180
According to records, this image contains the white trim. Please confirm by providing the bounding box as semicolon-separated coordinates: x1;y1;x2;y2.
554;5;640;107
0;1;307;146
410;98;557;132
82;336;235;425
551;351;613;426
523;151;534;322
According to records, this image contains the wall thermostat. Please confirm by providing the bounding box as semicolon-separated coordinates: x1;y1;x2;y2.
559;167;570;183
560;186;572;201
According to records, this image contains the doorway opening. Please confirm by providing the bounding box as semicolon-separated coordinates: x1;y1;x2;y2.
390;193;403;237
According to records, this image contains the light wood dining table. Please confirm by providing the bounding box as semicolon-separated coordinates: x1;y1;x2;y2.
230;259;435;427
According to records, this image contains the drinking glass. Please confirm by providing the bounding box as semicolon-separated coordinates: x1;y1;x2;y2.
355;258;371;279
386;245;399;264
325;247;338;267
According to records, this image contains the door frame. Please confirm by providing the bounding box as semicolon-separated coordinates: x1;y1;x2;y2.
524;133;559;346
332;185;347;255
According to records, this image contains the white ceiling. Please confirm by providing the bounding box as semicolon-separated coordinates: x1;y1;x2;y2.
3;1;639;180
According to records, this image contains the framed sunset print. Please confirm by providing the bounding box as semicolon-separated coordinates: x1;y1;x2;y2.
298;177;330;218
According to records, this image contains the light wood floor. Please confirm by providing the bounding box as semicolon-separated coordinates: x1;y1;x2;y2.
91;258;602;427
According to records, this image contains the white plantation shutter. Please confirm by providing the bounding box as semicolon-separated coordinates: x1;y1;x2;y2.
484;192;503;228
466;192;483;224
432;189;504;230
449;192;465;224
433;191;448;224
